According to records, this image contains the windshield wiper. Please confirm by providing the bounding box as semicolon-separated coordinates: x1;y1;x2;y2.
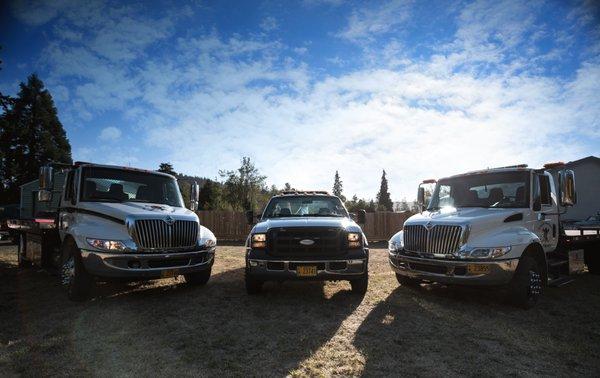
305;214;344;217
124;199;149;203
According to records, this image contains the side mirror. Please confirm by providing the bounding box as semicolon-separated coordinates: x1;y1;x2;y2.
357;209;366;224
38;166;54;203
189;181;199;211
417;187;425;210
245;210;254;225
559;169;577;206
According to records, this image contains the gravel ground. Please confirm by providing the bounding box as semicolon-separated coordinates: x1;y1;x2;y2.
1;240;600;377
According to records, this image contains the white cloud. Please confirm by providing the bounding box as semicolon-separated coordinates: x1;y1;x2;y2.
260;16;278;32
336;0;413;42
99;126;122;141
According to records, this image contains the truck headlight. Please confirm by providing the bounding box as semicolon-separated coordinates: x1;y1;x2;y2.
388;240;403;253
251;233;266;248
86;238;127;252
458;246;511;259
201;239;216;249
348;232;361;248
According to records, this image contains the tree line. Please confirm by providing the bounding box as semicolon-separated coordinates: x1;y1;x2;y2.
0;70;415;213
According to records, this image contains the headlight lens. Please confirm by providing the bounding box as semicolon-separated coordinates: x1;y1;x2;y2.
457;246;511;259
388;240;403;252
202;239;216;248
348;232;361;248
86;238;127;252
251;233;267;248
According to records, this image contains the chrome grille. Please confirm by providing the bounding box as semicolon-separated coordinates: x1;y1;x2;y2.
133;219;198;251
404;224;463;254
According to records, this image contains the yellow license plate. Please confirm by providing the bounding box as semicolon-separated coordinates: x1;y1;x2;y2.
297;265;317;277
467;264;490;274
161;269;179;278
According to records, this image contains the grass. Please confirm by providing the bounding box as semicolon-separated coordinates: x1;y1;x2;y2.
1;240;600;377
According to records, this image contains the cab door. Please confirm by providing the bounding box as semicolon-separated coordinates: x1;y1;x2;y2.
58;169;78;241
532;172;559;252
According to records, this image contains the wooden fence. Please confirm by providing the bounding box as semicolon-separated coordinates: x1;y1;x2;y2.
196;210;412;241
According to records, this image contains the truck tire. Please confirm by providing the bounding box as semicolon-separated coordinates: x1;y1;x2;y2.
61;241;94;302
584;248;600;275
508;255;543;309
395;273;421;287
17;234;30;268
350;272;369;295
245;268;263;295
184;269;211;286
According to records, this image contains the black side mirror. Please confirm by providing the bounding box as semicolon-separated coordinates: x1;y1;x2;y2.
357;209;366;224
245;210;254;225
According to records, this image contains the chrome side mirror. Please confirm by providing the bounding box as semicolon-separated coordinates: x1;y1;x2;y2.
38;166;53;203
417;187;425;208
189;181;200;211
559;169;576;207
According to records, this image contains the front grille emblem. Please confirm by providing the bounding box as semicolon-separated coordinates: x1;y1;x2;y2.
425;221;434;230
299;239;315;246
164;215;175;226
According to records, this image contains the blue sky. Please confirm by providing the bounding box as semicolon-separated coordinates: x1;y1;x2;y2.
1;0;599;201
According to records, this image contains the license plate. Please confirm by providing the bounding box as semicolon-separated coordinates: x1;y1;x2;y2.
467;264;490;274
296;265;317;277
161;269;179;278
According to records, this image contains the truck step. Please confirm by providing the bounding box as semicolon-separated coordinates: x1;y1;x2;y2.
548;259;569;268
548;276;575;287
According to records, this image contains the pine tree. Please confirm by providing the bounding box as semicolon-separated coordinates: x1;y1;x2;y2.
376;170;393;211
198;179;221;210
158;162;176;176
0;74;72;204
332;170;345;201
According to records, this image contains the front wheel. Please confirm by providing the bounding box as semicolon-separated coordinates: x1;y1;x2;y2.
61;241;94;302
245;269;263;295
508;255;543;309
17;234;30;268
584;247;600;275
184;269;211;286
350;273;368;295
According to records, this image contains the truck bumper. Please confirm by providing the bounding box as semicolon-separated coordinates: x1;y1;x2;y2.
389;251;518;286
80;247;215;279
246;248;368;281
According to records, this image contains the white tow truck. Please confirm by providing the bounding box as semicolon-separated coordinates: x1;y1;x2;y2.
9;162;217;301
388;163;600;308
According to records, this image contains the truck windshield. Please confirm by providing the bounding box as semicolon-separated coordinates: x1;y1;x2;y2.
428;171;530;210
263;196;349;218
80;167;184;207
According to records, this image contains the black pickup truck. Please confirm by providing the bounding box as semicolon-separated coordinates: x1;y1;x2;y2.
244;191;368;295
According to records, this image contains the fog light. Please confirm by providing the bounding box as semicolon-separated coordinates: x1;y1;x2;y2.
348;259;363;265
249;260;258;267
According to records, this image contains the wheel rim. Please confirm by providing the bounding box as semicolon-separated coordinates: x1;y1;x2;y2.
527;269;542;301
61;256;75;287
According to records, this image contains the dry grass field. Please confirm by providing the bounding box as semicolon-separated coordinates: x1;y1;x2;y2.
1;240;600;377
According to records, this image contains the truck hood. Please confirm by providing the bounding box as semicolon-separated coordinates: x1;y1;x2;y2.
78;201;198;222
252;217;361;233
406;207;520;227
402;207;530;248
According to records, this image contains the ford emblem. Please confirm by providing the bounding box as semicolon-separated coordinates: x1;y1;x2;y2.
164;215;176;226
299;239;315;246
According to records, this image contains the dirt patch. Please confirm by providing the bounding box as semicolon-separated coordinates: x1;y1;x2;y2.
1;241;600;376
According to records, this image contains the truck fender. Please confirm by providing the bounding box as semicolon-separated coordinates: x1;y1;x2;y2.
517;243;548;285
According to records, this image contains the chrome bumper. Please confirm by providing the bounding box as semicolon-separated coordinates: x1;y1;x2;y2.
389;251;518;286
80;248;215;278
247;258;367;280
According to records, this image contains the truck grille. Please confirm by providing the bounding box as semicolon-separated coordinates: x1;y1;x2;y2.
133;219;198;251
267;227;344;257
404;224;463;255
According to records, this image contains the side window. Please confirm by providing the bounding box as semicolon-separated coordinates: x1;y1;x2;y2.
539;175;551;206
438;185;453;207
64;171;75;205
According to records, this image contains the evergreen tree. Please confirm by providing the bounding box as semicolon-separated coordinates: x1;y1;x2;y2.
158;162;176;176
376;170;393;211
198;179;221;210
219;157;266;211
0;74;72;204
332;170;346;201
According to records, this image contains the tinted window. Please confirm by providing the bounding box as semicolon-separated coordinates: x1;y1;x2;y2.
429;171;530;209
80;167;183;207
263;196;348;218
